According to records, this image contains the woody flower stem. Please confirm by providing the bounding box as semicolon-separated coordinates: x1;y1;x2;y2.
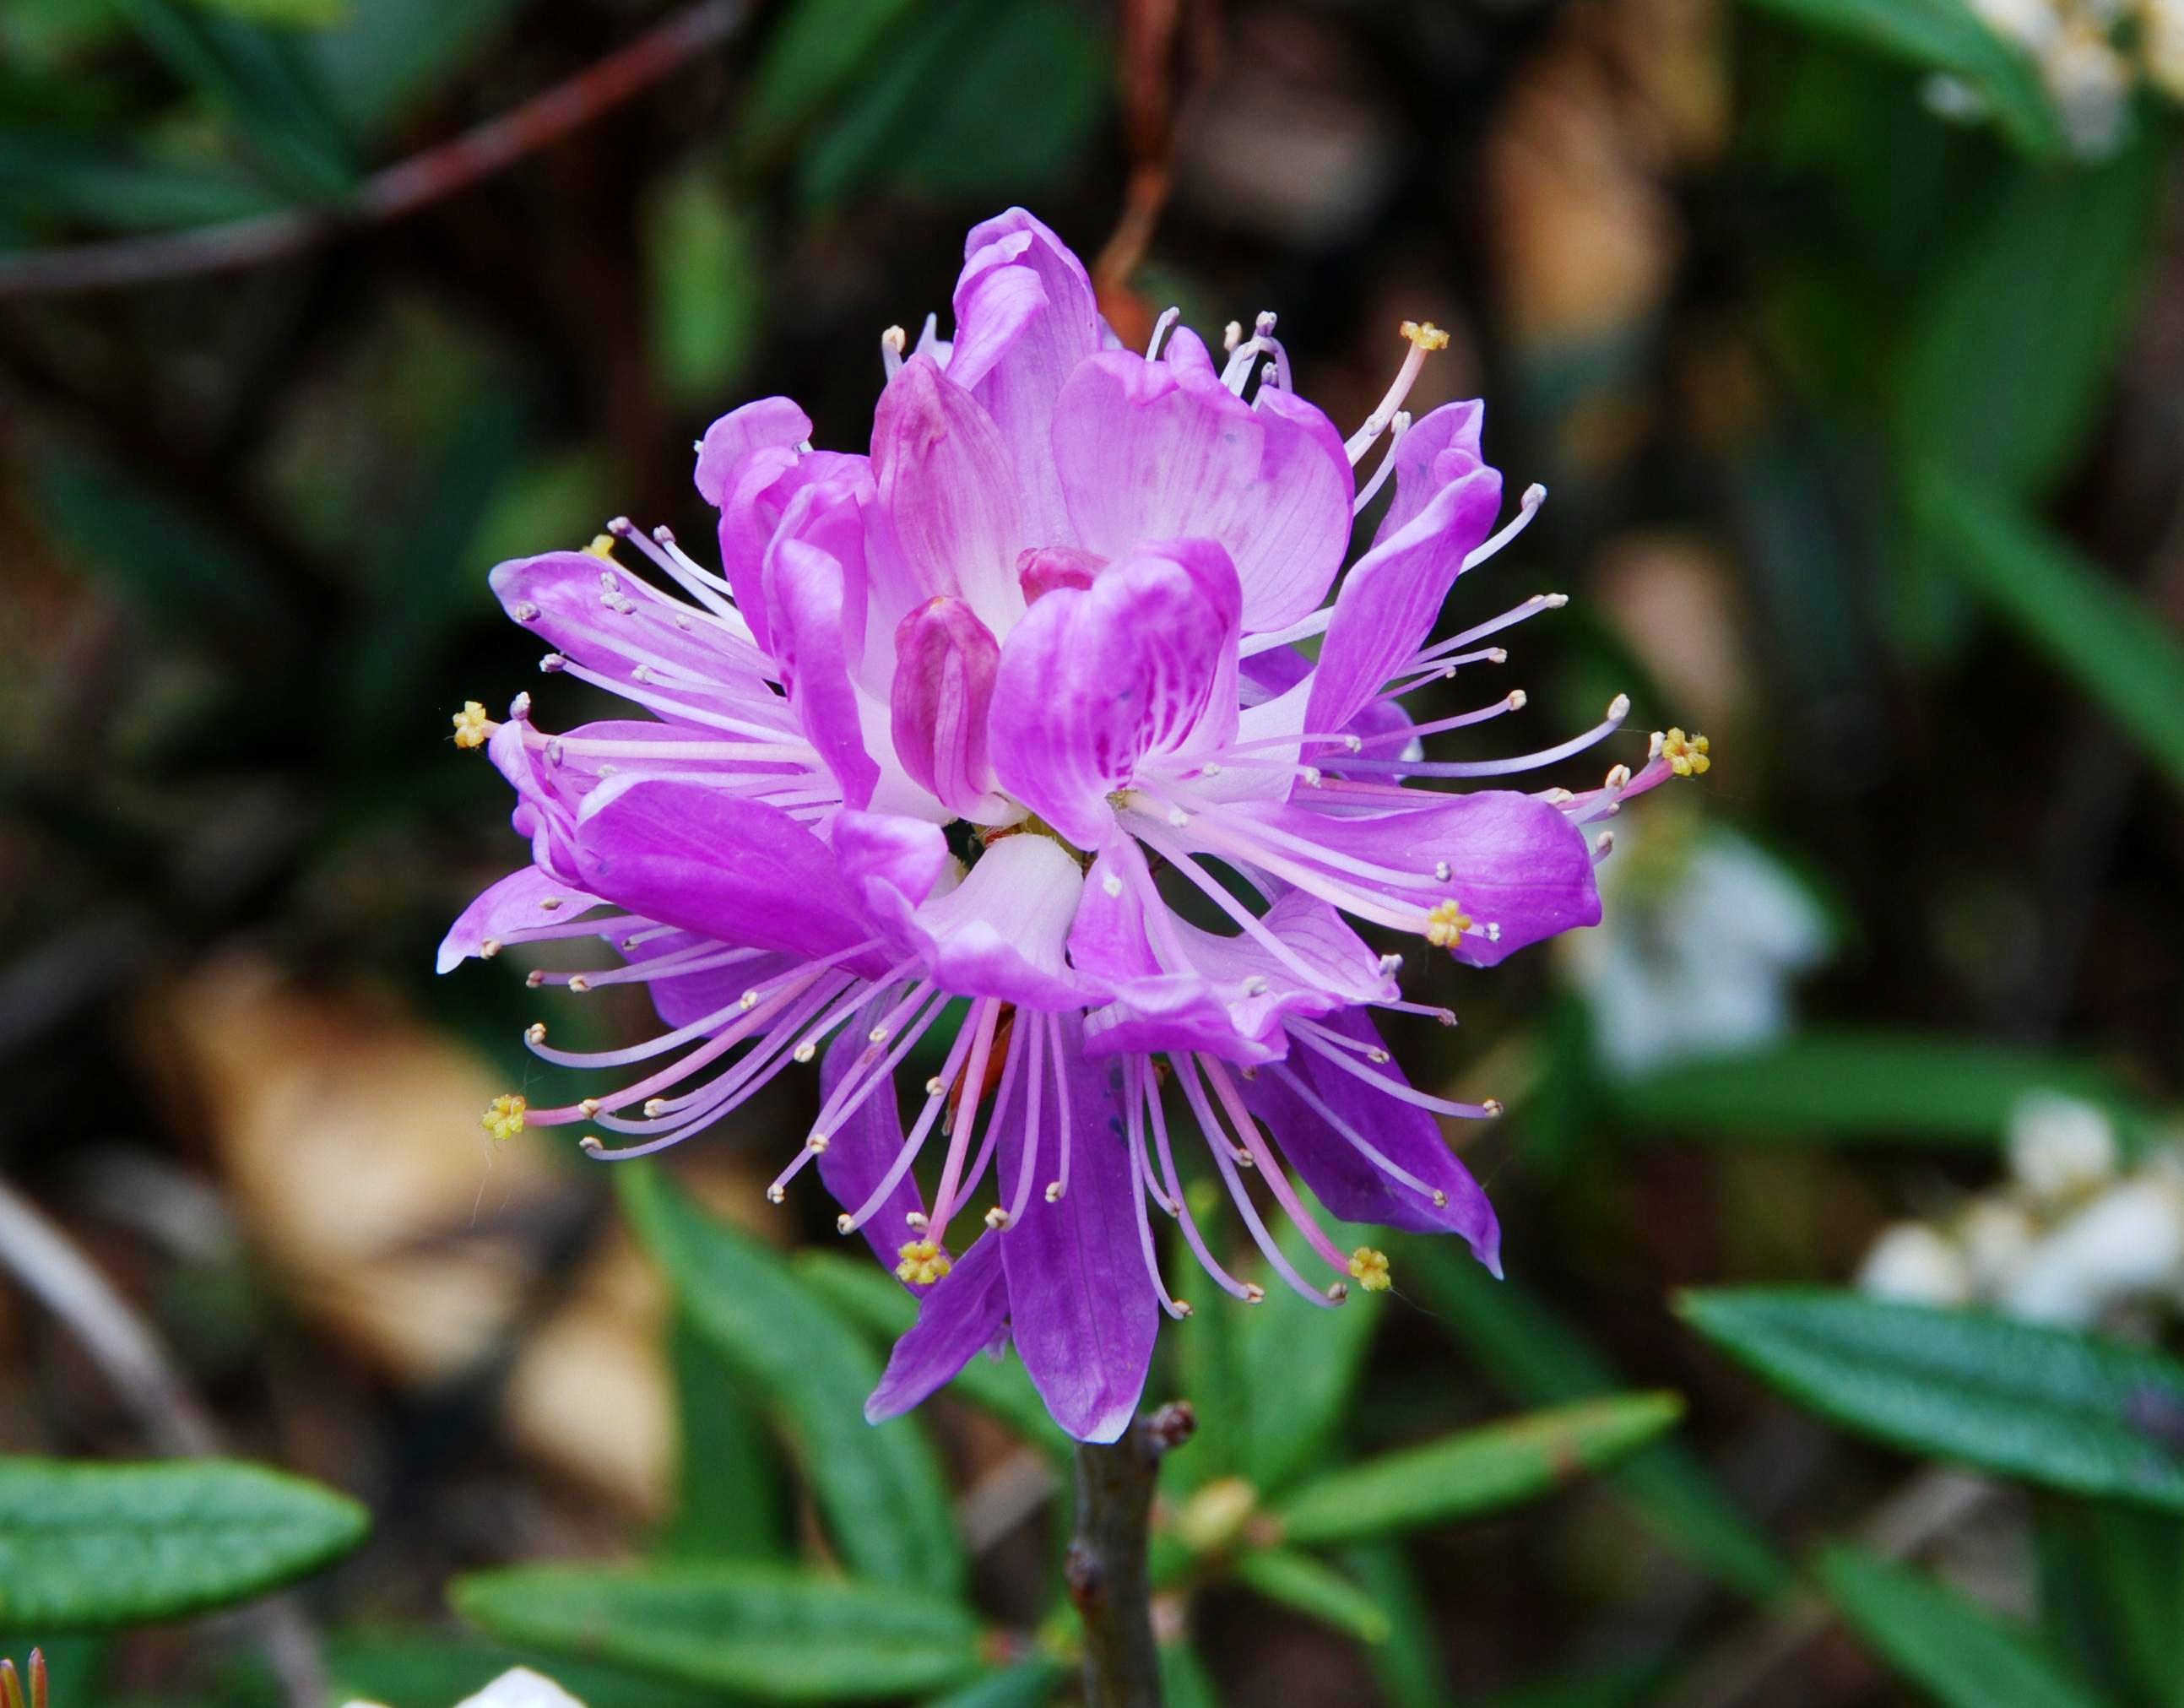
1068;1402;1196;1708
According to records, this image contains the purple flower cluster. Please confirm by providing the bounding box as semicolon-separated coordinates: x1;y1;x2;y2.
442;209;1697;1442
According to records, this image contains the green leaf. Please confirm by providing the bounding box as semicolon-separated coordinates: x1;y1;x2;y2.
1230;1226;1383;1494
1910;467;2184;801
117;0;357;198
1341;1546;1453;1708
1617;1029;2149;1147
642;171;762;407
328;1630;724;1708
739;0;929;150
1682;1290;2184;1510
1158;1643;1222;1708
618;1168;964;1595
658;1312;787;1562
1893;127;2166;498
453;1564;984;1701
1819;1548;2107;1708
919;1661;1070;1708
0;130;285;230
300;0;520;137
1738;0;2065;158
792;1251;1063;1457
2034;1499;2184;1706
1232;1548;1389;1645
1273;1393;1685;1548
1404;1241;1790;1601
0;1456;368;1631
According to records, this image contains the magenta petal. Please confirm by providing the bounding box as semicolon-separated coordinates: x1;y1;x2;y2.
949;209;1103;547
572;774;868;962
891;598;1000;816
492;551;776;709
765;529;881;811
996;1016;1156;1442
1051;328;1352;632
1245;1009;1500;1269
1017;544;1105;604
832;811;955;951
1303;463;1505;737
817;1020;929;1276
988;540;1243;849
436;865;610;972
865;1236;1009;1423
1225;793;1601;965
914;833;1092;1009
694;396;812;506
870;355;1026;641
717;448;873;658
1374;399;1491;544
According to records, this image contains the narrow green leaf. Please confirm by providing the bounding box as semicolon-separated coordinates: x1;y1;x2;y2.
1274;1393;1685;1548
658;1312;786;1562
300;0;520;138
1158;1643;1221;1708
1617;1029;2148;1147
1405;1241;1790;1601
792;1251;1063;1458
0;1456;368;1631
1682;1290;2184;1510
453;1564;984;1701
328;1630;724;1708
739;0;929;149
1231;1225;1383;1494
618;1168;963;1594
1232;1548;1389;1645
0;130;285;230
919;1660;1069;1708
1342;1545;1454;1708
2034;1499;2184;1706
643;172;762;406
1739;0;2064;158
1819;1548;2106;1708
1912;466;2184;800
1894;127;2165;497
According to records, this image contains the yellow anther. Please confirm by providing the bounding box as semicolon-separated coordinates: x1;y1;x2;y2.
1400;319;1450;351
1658;727;1711;778
452;701;490;750
1424;899;1472;947
584;534;618;561
895;1240;952;1286
1349;1246;1393;1292
480;1093;527;1141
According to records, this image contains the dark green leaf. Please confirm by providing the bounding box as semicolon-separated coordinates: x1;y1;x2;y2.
0;130;285;230
1819;1548;2106;1708
658;1312;787;1562
1158;1643;1221;1708
1682;1290;2184;1510
643;172;761;406
1911;466;2184;801
453;1564;984;1701
1739;0;2064;158
1617;1029;2149;1147
117;0;357;198
618;1168;963;1594
1230;1226;1383;1494
1894;128;2166;496
1405;1240;1790;1601
1274;1393;1685;1547
1232;1548;1389;1645
0;1456;368;1631
919;1660;1069;1708
792;1251;1063;1457
300;0;519;136
2034;1499;2184;1706
1341;1546;1454;1708
328;1630;724;1708
740;0;929;150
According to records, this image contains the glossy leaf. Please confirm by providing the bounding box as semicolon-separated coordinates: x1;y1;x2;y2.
1406;1240;1791;1601
453;1564;983;1700
1617;1029;2149;1147
1683;1290;2184;1510
328;1630;725;1708
1740;0;2064;158
619;1168;963;1595
1912;467;2184;800
0;1456;368;1631
1820;1548;2106;1708
2034;1499;2184;1705
1274;1393;1685;1547
1233;1548;1390;1645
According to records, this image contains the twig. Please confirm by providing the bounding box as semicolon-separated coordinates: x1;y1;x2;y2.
0;1179;332;1706
0;0;745;300
1067;1402;1195;1708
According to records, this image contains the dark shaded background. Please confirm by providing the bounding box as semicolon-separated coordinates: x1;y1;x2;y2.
3;0;2181;1703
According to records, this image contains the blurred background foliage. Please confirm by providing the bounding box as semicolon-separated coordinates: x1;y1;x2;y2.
3;0;2184;1703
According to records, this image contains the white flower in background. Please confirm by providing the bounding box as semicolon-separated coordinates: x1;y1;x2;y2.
1558;808;1832;1076
344;1668;586;1708
1926;0;2182;159
1856;1095;2184;1331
